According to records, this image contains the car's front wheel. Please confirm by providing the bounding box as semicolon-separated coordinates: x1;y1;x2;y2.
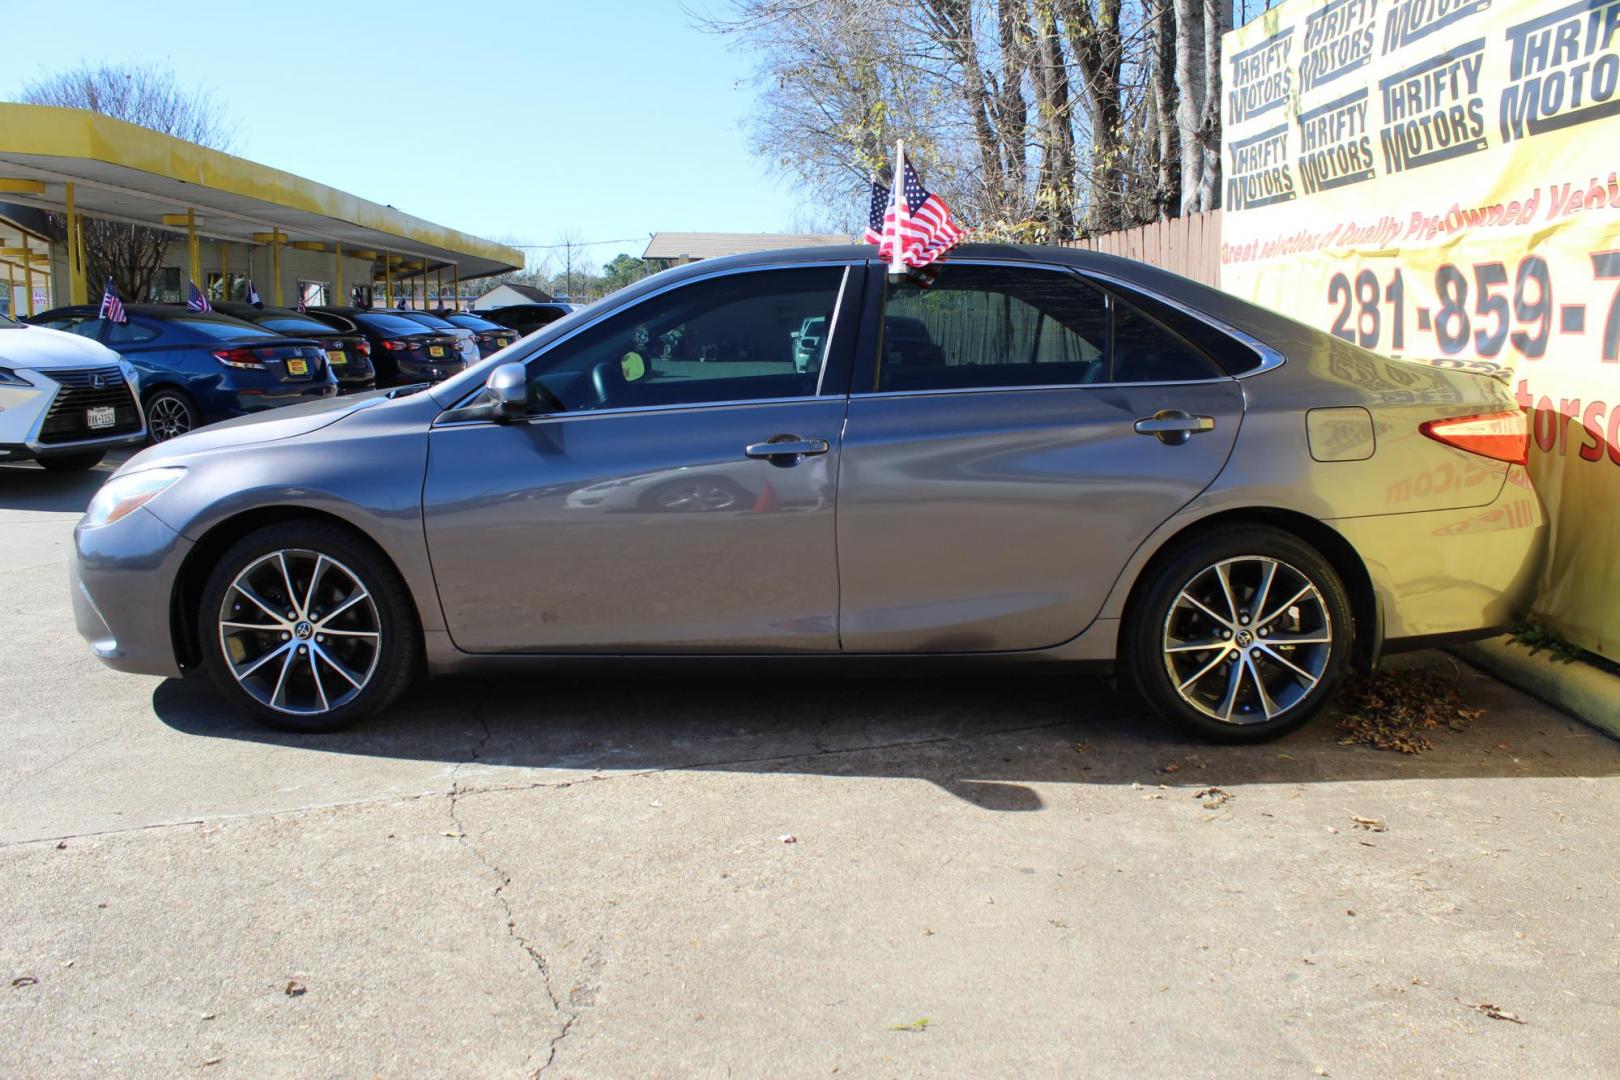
198;521;420;732
1125;525;1353;743
145;388;199;442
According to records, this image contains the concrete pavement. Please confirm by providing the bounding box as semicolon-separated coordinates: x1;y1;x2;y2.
3;457;1618;1077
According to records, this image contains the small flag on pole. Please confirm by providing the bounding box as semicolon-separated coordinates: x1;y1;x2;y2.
186;281;212;313
246;279;262;307
863;176;890;246
98;277;127;324
865;144;963;272
295;289;307;314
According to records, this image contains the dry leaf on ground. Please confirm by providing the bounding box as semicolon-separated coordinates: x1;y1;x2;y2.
1332;666;1480;753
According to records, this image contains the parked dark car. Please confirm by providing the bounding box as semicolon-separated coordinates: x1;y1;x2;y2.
382;310;480;366
306;307;465;387
28;304;337;441
475;302;576;337
430;310;521;357
213;302;375;392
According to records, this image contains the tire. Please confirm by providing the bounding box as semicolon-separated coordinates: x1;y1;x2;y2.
144;388;200;443
38;450;106;472
198;520;421;733
1125;525;1354;744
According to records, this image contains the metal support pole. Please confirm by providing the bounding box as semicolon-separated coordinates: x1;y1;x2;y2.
22;234;34;316
64;182;87;304
6;259;13;318
186;208;200;294
271;230;283;307
384;254;392;309
219;241;228;299
453;263;460;310
334;241;343;306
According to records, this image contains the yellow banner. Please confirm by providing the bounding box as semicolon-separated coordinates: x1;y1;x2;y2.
1221;0;1620;657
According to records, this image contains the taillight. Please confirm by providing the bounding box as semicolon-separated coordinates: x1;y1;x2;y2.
213;348;266;370
380;339;410;351
1419;411;1528;465
355;339;371;355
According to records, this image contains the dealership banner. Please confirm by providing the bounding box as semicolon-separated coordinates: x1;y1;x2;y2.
1220;0;1620;657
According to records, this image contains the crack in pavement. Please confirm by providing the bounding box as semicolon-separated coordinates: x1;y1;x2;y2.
445;698;580;1077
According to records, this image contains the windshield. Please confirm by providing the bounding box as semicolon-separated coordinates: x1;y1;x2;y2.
261;315;343;335
170;317;280;341
356;312;437;336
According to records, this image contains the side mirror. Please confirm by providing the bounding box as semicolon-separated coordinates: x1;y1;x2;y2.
487;362;528;421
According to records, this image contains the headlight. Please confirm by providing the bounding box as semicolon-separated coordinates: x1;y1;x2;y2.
83;467;186;529
0;366;34;387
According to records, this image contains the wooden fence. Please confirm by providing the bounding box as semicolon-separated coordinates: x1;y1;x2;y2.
1063;210;1223;287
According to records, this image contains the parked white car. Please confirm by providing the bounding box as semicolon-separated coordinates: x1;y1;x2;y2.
0;314;145;471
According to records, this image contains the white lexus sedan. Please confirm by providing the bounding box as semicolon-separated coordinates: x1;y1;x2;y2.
0;312;145;470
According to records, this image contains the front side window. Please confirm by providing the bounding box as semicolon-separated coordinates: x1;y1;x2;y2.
524;266;847;413
877;266;1107;392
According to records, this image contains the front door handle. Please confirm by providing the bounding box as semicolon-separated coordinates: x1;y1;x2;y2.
745;435;830;466
1134;410;1216;446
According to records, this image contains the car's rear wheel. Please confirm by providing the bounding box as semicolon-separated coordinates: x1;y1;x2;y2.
38;451;106;472
145;388;199;442
198;521;420;733
1126;525;1353;743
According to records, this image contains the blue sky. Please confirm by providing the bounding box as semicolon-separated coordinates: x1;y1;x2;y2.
0;1;802;269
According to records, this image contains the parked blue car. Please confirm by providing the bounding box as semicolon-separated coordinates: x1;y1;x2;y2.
28;305;338;441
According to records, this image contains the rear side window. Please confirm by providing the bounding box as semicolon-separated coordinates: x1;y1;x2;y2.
877;266;1107;392
1111;298;1222;382
873;265;1225;391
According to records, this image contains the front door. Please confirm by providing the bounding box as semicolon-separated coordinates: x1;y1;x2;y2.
836;262;1245;652
424;263;861;653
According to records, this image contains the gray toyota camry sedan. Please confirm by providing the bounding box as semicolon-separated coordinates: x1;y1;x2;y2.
69;245;1543;742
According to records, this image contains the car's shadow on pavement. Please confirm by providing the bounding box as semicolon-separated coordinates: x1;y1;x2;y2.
151;656;1620;811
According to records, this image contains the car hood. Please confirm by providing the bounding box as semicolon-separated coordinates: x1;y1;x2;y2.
115;389;391;474
0;323;121;369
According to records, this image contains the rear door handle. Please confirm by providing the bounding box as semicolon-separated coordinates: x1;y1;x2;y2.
1134;411;1215;446
745;436;830;465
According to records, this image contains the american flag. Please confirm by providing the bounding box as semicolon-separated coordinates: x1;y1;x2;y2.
186;281;212;313
295;290;307;313
98;277;127;324
887;155;962;268
246;279;262;307
863;177;890;246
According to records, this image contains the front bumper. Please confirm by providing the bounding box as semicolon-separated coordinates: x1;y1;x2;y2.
0;365;146;461
70;505;193;678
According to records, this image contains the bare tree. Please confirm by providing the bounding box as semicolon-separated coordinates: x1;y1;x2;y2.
1171;0;1228;213
16;62;235;299
700;0;1230;239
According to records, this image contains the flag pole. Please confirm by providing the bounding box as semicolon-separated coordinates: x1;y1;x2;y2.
889;138;906;278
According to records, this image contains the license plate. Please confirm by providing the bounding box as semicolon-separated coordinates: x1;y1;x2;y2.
287;358;309;375
86;406;116;430
498;337;512;347
428;345;445;358
327;350;346;366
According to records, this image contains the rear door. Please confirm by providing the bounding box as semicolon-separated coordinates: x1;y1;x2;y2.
836;261;1245;652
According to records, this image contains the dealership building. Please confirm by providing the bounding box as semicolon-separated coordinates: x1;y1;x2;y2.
0;104;522;318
